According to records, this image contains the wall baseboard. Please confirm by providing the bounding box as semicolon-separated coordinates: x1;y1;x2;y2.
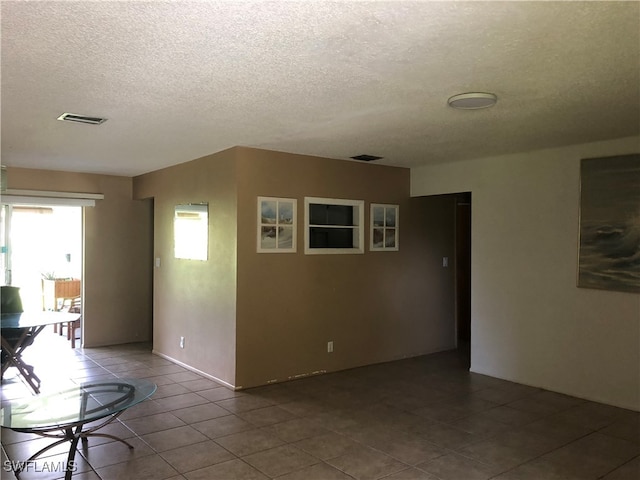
152;350;237;391
469;365;639;413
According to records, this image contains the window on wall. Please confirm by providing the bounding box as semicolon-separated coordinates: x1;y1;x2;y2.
257;197;297;253
370;204;399;251
304;197;364;254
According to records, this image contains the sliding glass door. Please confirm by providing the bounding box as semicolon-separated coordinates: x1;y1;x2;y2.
1;202;82;312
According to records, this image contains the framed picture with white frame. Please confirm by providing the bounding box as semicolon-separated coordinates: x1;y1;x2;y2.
257;197;297;253
370;203;399;251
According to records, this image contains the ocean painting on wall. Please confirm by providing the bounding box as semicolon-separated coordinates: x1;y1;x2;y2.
578;154;640;293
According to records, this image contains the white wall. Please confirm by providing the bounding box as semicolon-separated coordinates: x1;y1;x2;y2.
411;136;640;410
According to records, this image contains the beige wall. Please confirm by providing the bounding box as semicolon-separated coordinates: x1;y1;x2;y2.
5;168;153;346
133;148;238;386
411;136;640;410
234;148;455;388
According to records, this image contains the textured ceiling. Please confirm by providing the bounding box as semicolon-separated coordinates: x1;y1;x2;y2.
2;1;639;177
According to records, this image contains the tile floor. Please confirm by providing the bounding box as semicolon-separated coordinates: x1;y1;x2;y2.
1;330;638;480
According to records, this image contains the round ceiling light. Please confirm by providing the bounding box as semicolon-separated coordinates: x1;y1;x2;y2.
448;92;497;110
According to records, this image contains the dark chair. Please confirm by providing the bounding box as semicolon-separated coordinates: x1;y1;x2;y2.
1;285;24;313
1;286;37;381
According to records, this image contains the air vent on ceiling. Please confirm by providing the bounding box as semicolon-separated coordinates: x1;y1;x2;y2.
350;154;383;162
57;113;107;125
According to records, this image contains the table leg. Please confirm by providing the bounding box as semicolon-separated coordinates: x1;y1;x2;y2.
1;326;46;394
11;411;135;478
65;426;81;480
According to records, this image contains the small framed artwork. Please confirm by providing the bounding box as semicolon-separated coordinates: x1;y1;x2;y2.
577;153;639;293
257;197;297;253
370;204;399;251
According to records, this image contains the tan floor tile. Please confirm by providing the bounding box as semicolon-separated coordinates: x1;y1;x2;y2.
178;378;224;392
153;392;209;411
142;426;208;453
196;387;244;402
160;440;234;473
599;416;640;444
491;460;585;480
184;458;268;480
417;452;502;480
165;372;204;383
534;432;639;478
80;436;155;469
122;412;185;436
365;432;448;465
601;456;640;479
96;454;179;480
191;414;254;439
448;413;512;438
275;461;356;480
243;444;319;477
520;417;593;446
215;395;275;413
214;428;285;457
148;365;191;376
239;405;298;427
383;467;440;480
152;383;192;399
478;405;540;427
418;421;479;450
262;417;328;443
326;445;406;480
3;342;638;480
547;402;633;431
294;432;362;460
457;438;538;471
171;403;231;423
118;399;172;420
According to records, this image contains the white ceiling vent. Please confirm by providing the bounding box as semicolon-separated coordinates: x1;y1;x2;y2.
57;113;107;125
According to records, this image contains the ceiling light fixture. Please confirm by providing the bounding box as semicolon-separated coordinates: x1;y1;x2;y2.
447;92;497;110
57;113;107;125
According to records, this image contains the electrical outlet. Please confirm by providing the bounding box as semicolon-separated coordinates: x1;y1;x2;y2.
180;336;185;349
327;341;334;353
442;257;449;267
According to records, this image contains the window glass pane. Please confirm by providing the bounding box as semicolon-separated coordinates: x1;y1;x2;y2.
385;228;396;248
327;205;353;226
373;208;385;227
278;226;293;248
278;202;294;224
385;208;396;227
261;201;277;224
309;227;353;248
261;226;277;249
372;228;384;248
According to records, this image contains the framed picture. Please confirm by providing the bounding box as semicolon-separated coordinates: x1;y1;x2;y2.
257;197;297;253
577;154;639;293
370;204;399;251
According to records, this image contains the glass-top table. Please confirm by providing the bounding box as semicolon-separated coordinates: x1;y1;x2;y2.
0;378;157;479
1;311;82;393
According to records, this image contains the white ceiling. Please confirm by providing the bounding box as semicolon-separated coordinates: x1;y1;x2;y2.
2;1;639;177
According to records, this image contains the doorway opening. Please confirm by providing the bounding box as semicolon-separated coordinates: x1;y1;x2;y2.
1;203;83;344
455;192;472;364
